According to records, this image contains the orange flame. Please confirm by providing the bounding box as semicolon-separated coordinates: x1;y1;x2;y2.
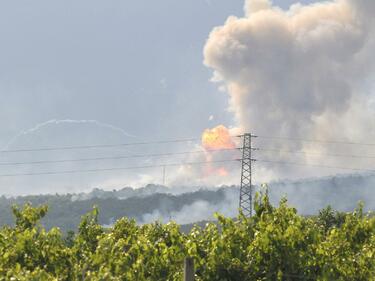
217;167;229;177
202;125;236;151
201;125;235;177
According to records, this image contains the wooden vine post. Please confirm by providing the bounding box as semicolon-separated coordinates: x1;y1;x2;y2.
183;257;194;281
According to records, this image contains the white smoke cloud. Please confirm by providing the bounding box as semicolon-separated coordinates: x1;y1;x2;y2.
139;188;238;225
245;0;272;15
204;0;375;181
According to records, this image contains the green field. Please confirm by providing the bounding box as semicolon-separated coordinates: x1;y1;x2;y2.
0;193;374;280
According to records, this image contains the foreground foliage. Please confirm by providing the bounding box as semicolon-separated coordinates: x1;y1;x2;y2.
0;195;374;280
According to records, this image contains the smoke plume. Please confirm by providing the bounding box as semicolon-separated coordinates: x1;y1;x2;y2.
204;0;375;180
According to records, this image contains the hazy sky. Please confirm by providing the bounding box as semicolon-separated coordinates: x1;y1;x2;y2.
0;0;316;145
0;0;322;195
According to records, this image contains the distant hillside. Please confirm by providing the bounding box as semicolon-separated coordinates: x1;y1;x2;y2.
68;184;226;201
0;173;374;233
0;187;237;232
267;173;375;214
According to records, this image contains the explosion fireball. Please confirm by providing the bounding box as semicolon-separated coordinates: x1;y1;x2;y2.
202;125;236;151
201;125;236;177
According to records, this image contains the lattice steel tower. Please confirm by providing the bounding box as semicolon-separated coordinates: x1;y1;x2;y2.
239;133;256;217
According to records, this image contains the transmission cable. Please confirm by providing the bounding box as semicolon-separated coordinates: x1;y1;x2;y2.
257;148;375;159
256;135;375;146
256;159;375;173
0;148;239;166
0;159;239;178
0;137;200;154
3;133;375;154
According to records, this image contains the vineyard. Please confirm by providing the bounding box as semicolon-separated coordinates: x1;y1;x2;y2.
0;194;374;280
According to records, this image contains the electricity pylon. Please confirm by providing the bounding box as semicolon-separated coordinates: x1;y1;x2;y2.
239;133;256;217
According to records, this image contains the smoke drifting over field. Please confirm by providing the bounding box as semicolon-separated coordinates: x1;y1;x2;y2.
204;0;375;181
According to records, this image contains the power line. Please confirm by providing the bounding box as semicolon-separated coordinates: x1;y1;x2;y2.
0;137;200;154
2;148;374;176
257;159;375;173
2;133;374;155
9;152;366;182
257;148;375;160
3;132;375;177
0;159;239;178
0;148;239;166
256;135;375;146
